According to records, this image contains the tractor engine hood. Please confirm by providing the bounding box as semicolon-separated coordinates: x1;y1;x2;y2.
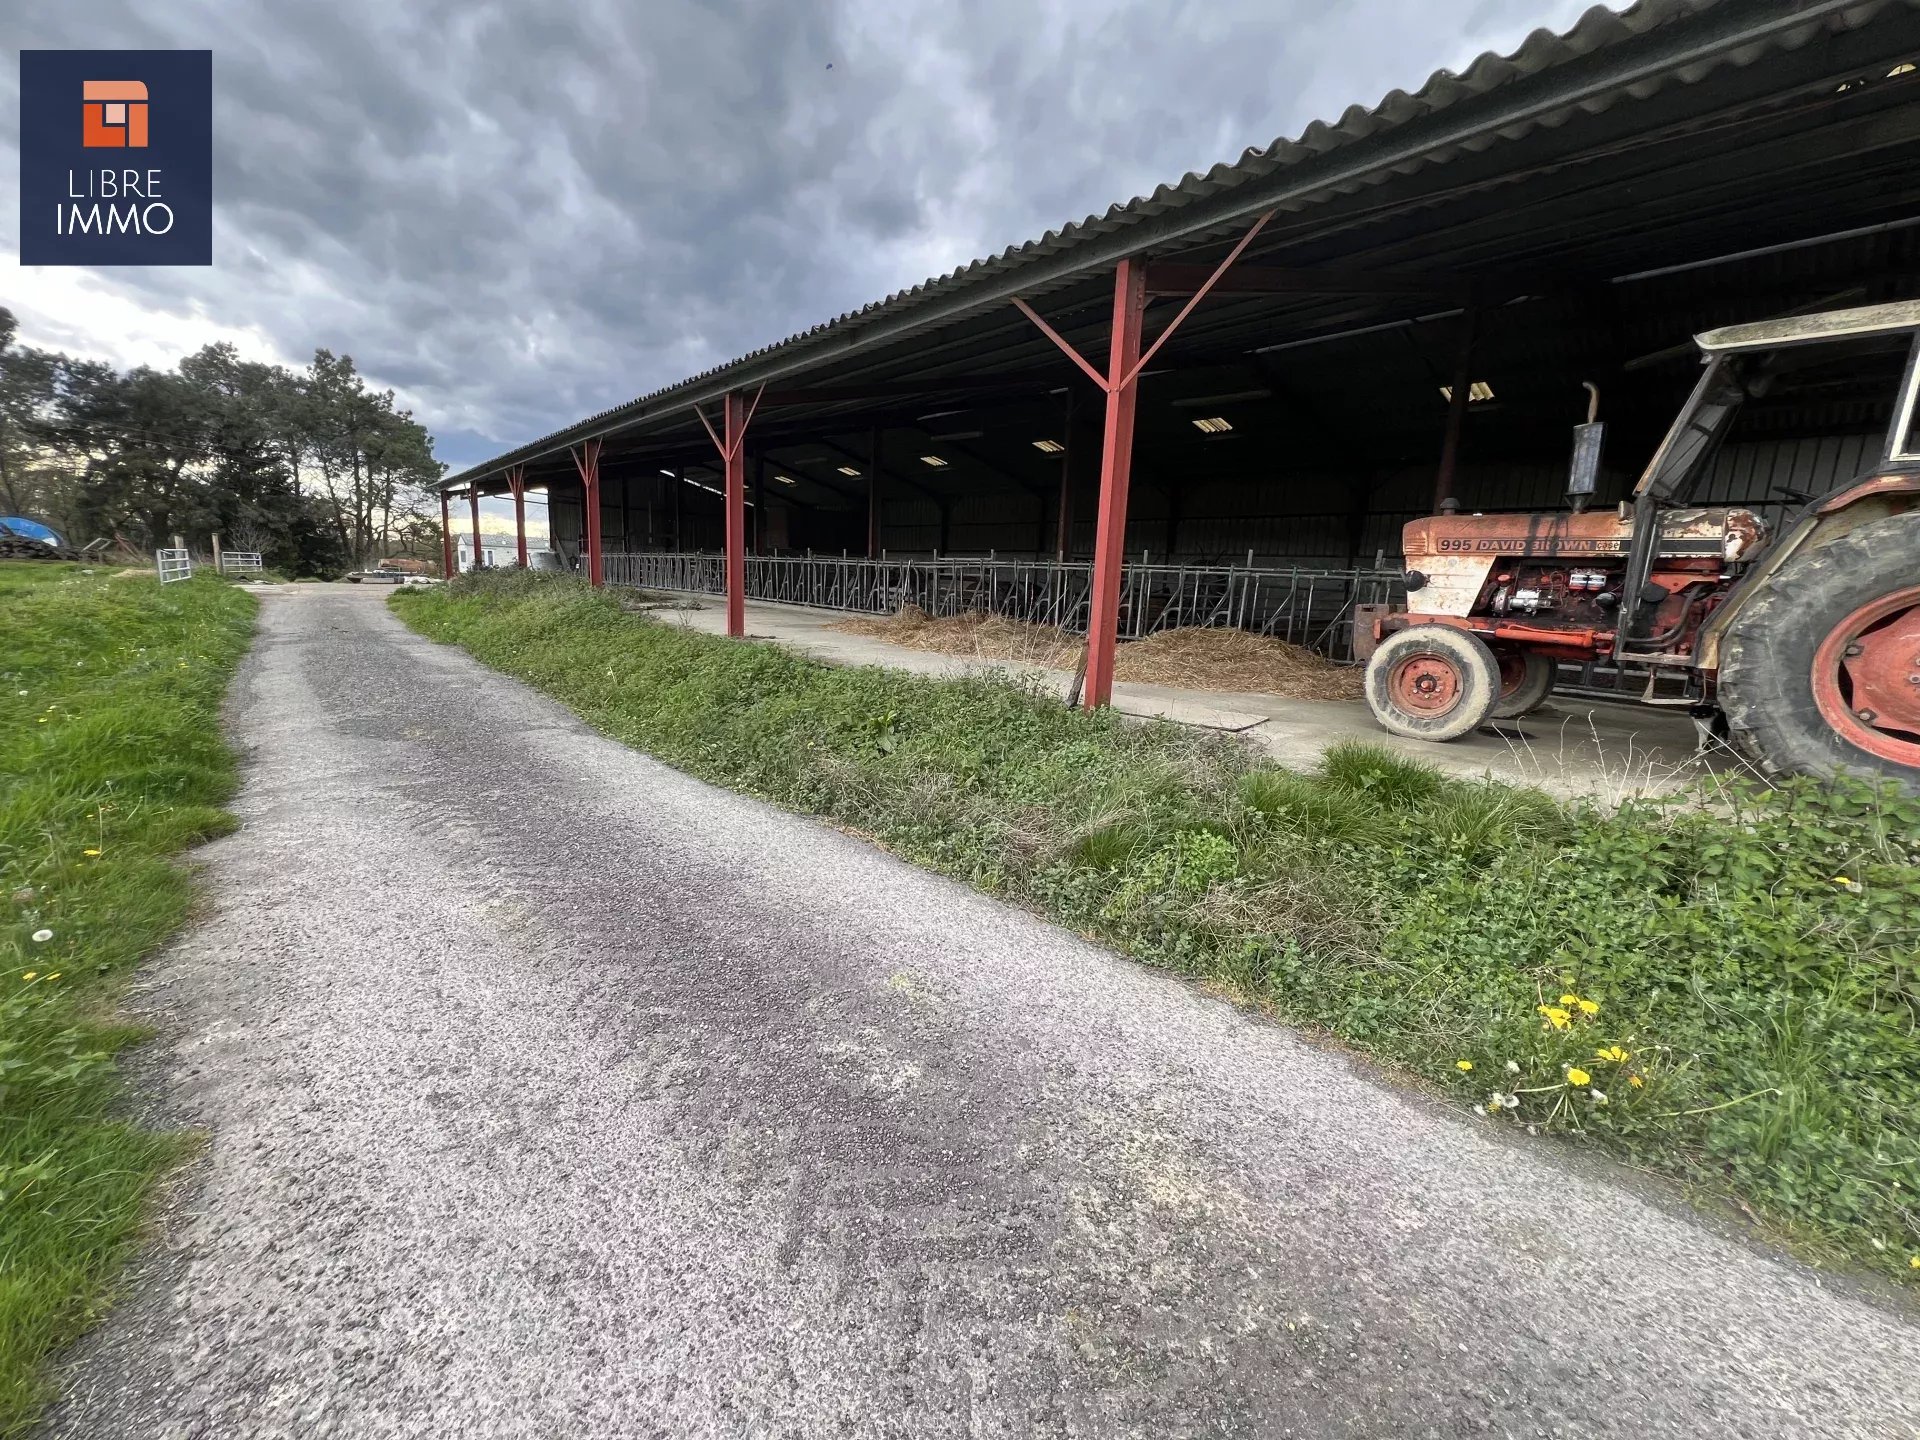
1402;508;1766;563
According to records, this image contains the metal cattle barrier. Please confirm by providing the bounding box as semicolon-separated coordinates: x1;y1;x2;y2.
600;552;1405;661
156;547;193;584
217;551;264;575
595;551;1669;702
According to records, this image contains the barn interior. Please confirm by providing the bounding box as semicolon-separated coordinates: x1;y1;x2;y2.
445;3;1920;647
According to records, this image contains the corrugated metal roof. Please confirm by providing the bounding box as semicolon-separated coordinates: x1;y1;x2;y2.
446;0;1917;487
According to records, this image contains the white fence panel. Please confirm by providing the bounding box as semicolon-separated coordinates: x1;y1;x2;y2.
156;548;193;584
218;551;264;575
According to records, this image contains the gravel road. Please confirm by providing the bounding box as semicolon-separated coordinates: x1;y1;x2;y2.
48;584;1920;1439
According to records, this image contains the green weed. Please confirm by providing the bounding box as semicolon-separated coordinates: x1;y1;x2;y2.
0;564;254;1435
1317;738;1450;808
394;572;1920;1280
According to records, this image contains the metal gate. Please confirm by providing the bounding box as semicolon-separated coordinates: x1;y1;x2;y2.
156;548;193;584
600;552;1404;662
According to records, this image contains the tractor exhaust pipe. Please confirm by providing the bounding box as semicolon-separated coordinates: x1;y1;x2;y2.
1568;381;1603;515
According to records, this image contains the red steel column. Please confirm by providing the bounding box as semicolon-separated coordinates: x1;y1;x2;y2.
724;392;747;636
1084;258;1147;709
507;466;528;567
573;440;604;587
468;486;483;573
440;490;454;577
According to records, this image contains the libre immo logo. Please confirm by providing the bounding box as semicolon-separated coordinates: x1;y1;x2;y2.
82;80;150;147
19;50;211;266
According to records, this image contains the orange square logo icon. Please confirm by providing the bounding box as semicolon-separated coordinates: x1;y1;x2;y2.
82;80;148;147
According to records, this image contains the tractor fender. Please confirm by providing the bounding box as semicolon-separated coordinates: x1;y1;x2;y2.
1814;471;1920;514
1696;475;1920;672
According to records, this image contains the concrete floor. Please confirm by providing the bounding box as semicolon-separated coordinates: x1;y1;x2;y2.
640;592;1718;800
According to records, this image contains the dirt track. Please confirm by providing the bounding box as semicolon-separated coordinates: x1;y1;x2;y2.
48;584;1920;1439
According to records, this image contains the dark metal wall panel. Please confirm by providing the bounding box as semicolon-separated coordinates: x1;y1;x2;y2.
558;429;1883;572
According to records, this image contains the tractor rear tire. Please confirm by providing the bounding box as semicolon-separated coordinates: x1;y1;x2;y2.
1365;625;1501;742
1490;651;1556;719
1718;509;1920;795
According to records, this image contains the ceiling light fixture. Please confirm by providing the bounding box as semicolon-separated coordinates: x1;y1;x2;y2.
920;455;948;467
1191;416;1233;434
1439;381;1496;403
1032;439;1065;453
836;465;861;476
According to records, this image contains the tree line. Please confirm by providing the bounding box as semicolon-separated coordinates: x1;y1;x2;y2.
0;305;446;574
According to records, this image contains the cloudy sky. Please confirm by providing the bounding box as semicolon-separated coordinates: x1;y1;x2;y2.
7;0;1594;502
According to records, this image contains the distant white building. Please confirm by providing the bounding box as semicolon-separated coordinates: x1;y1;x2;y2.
456;535;553;572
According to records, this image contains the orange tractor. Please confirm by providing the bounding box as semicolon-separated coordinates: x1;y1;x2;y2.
1363;301;1920;794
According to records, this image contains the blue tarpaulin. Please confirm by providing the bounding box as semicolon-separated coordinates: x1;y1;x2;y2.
0;516;62;545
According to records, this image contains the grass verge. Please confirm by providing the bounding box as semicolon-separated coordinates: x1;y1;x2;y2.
0;564;255;1435
394;571;1920;1282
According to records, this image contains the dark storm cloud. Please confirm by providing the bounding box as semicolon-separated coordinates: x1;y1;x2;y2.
5;0;1591;468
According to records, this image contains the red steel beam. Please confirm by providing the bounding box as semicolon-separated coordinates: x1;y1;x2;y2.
1010;210;1276;406
1084;258;1147;710
1118;210;1273;390
1008;297;1110;391
1010;211;1274;709
506;465;528;567
439;490;454;577
572;439;603;587
468;486;483;575
694;385;764;636
724;392;747;636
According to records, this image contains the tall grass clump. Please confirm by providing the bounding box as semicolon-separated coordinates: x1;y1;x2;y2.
0;565;255;1434
395;572;1920;1279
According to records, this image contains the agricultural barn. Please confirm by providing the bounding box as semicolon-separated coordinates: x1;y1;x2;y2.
440;0;1920;707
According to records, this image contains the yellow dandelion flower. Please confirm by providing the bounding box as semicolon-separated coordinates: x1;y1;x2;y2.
1565;1067;1592;1087
1596;1045;1629;1063
45;973;60;981
1831;876;1852;886
1538;1005;1571;1031
1576;998;1600;1016
1559;993;1580;1006
1486;1101;1501;1114
21;972;37;982
1456;1060;1474;1072
83;848;101;857
1911;1256;1920;1270
1628;1075;1645;1089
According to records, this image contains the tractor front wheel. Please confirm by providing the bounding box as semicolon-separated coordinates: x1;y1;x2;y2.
1719;509;1920;794
1490;650;1556;719
1365;625;1501;742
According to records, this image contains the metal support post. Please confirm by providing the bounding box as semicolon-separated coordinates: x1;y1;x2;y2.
1010;209;1273;706
506;465;528;567
694;385;763;637
725;393;747;635
572;439;603;587
1085;258;1147;708
440;490;454;576
468;486;483;574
